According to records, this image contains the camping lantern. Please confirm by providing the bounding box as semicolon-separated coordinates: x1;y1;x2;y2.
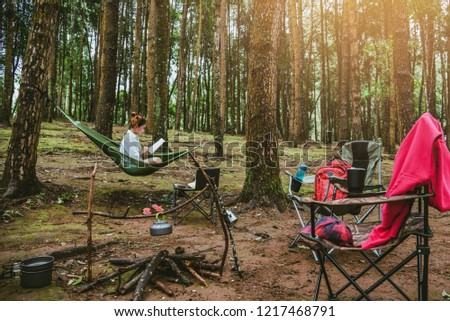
150;214;173;236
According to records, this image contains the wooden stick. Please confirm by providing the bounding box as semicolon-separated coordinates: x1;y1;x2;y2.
168;253;206;261
151;280;174;297
109;258;146;266
72;186;209;219
184;261;207;287
190;262;221;272
119;269;145;295
87;163;98;282
165;258;192;286
197;269;221;280
132;251;168;301
187;152;229;276
77;258;151;293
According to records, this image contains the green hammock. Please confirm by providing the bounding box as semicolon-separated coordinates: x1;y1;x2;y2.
61;110;189;176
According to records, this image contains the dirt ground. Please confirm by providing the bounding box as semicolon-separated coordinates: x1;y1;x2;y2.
0;121;450;301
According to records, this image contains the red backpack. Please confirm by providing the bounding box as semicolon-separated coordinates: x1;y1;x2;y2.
313;158;352;201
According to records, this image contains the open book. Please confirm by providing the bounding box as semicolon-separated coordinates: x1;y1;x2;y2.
148;138;165;154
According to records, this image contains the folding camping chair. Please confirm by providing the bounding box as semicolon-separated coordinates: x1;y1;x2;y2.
287;140;384;232
172;168;220;225
293;186;433;300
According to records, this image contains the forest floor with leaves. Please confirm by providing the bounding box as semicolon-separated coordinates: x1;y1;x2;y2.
0;119;450;301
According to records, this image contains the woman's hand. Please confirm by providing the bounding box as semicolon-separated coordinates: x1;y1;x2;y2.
145;157;162;164
141;145;149;156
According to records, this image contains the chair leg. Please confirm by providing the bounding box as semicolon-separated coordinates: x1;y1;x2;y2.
172;189;216;225
315;250;335;300
417;235;430;301
172;187;178;222
322;250;372;300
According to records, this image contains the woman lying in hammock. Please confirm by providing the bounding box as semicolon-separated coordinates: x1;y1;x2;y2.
119;112;162;165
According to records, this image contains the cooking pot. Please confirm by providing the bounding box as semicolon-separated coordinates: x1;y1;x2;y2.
20;256;54;272
20;256;54;288
20;268;53;288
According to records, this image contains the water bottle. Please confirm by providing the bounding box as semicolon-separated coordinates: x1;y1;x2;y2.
295;164;308;182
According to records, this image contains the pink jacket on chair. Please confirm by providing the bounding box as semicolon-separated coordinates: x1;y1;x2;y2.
362;112;450;249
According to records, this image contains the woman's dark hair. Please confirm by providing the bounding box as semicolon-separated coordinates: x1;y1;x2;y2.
129;112;146;129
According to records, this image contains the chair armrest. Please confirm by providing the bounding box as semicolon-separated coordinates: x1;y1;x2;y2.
297;193;434;207
284;170;294;178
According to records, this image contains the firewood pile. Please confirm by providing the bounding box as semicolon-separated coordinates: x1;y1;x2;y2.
75;247;222;301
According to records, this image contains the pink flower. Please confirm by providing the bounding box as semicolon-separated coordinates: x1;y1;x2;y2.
142;208;152;215
151;204;164;213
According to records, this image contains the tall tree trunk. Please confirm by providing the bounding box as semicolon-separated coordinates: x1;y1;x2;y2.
131;0;144;113
236;0;242;134
95;0;119;138
212;0;226;156
188;0;203;132
239;0;286;211
92;7;103;121
384;0;396;154
1;0;14;126
288;0;301;145
339;0;351;140
393;0;414;138
319;0;327;142
1;0;60;198
447;0;450;147
57;13;67;119
153;0;170;142
349;0;362;140
175;0;189;130
147;0;156;133
334;0;342;139
219;0;227;137
425;1;437;117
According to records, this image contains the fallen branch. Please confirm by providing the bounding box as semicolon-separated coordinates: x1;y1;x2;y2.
133;251;168;301
109;258;146;266
190;262;221;272
165;258;192;286
197;269;221;280
119;268;145;295
184;261;207;287
72;186;209;219
47;241;120;260
77;258;151;293
151;280;174;297
169;253;206;261
72;207;141;219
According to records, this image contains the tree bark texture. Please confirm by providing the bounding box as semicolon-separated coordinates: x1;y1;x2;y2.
131;0;144;113
188;0;203;132
349;0;362;140
175;0;189;130
288;0;301;145
339;0;351;140
1;0;15;126
425;1;438;117
447;0;450;147
95;0;119;138
212;0;224;156
240;0;286;211
152;0;170;142
147;0;157;133
393;0;415;138
1;0;60;198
